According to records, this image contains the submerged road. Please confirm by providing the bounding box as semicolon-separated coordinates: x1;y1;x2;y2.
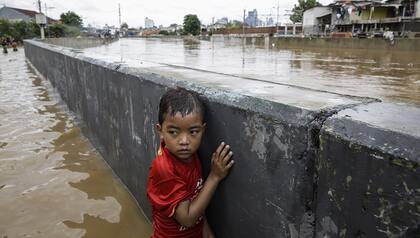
0;49;152;237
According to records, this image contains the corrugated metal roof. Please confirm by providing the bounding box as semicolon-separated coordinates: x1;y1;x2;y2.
0;6;58;23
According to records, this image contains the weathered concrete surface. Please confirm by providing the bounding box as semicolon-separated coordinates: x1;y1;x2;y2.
44;37;117;49
23;39;420;238
316;103;420;237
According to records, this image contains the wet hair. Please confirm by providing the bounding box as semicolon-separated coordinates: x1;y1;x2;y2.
158;87;205;125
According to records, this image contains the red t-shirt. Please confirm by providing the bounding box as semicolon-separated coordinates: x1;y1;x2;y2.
147;142;204;238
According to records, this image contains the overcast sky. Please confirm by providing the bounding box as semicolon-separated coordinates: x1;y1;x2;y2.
1;0;332;28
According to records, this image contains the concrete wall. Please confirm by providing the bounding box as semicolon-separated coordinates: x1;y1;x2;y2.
417;0;420;18
269;37;420;51
24;39;420;237
43;37;118;49
303;7;332;35
316;103;420;237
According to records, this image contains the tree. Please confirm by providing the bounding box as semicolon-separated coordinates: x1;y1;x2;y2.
60;11;83;27
290;0;321;23
121;22;128;29
0;19;39;41
226;20;243;29
183;14;201;36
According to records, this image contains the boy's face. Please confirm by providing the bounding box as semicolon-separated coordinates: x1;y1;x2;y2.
157;111;205;163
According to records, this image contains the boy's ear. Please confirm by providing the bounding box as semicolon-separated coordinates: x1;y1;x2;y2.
202;122;207;132
156;124;163;140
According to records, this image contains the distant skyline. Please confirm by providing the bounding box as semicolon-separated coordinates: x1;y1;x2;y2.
0;0;332;28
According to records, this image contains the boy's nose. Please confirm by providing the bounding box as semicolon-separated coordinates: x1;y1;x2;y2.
179;134;189;145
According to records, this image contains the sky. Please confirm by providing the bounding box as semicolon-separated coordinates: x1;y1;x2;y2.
0;0;332;28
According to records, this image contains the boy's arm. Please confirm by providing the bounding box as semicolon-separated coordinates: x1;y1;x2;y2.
174;142;234;228
203;217;215;238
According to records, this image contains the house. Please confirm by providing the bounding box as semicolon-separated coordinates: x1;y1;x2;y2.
0;6;58;24
145;17;155;29
329;0;420;36
303;6;333;36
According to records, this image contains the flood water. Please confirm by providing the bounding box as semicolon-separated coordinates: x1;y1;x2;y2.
81;37;420;106
0;49;152;237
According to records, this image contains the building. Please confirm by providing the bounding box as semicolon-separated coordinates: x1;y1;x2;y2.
245;9;259;27
0;6;57;24
216;17;229;25
144;17;155;29
266;17;275;26
329;0;420;36
159;24;181;34
303;6;332;36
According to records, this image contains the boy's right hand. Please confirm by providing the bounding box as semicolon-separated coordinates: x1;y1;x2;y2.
209;142;234;182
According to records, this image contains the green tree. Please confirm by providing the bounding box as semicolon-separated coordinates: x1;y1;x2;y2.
60;11;83;27
120;22;128;29
0;19;12;36
0;19;39;40
183;14;201;36
290;0;321;23
47;24;80;37
226;20;243;29
47;23;66;37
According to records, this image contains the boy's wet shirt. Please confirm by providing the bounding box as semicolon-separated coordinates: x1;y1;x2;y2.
147;139;204;237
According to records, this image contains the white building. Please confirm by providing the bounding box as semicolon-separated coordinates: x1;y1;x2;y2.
215;17;228;25
145;17;155;29
303;6;332;36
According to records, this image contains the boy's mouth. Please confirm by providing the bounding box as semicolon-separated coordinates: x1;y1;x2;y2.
177;149;191;154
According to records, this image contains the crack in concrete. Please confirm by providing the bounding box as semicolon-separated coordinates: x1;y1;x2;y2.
300;100;381;238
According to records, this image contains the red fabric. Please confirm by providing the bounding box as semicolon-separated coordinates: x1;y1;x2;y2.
147;142;204;238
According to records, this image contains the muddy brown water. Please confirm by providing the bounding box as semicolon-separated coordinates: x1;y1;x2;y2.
81;37;420;106
0;49;152;237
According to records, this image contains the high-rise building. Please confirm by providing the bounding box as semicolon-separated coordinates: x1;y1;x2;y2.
245;9;258;27
144;17;155;29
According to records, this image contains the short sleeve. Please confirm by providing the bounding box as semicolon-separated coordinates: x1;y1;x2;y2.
147;159;192;217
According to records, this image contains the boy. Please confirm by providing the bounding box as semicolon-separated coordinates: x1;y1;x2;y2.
147;88;234;238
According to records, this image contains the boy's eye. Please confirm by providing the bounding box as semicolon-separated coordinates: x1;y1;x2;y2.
168;130;178;135
190;130;200;135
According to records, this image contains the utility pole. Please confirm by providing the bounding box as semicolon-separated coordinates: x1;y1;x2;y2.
211;17;214;35
118;3;122;27
36;0;45;39
242;9;245;37
37;0;42;13
44;3;48;37
276;0;279;32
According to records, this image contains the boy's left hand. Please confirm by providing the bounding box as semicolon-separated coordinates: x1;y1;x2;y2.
209;142;234;182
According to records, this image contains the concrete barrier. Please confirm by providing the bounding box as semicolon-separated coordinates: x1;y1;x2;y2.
268;37;420;52
316;103;420;237
24;39;419;237
44;37;118;49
